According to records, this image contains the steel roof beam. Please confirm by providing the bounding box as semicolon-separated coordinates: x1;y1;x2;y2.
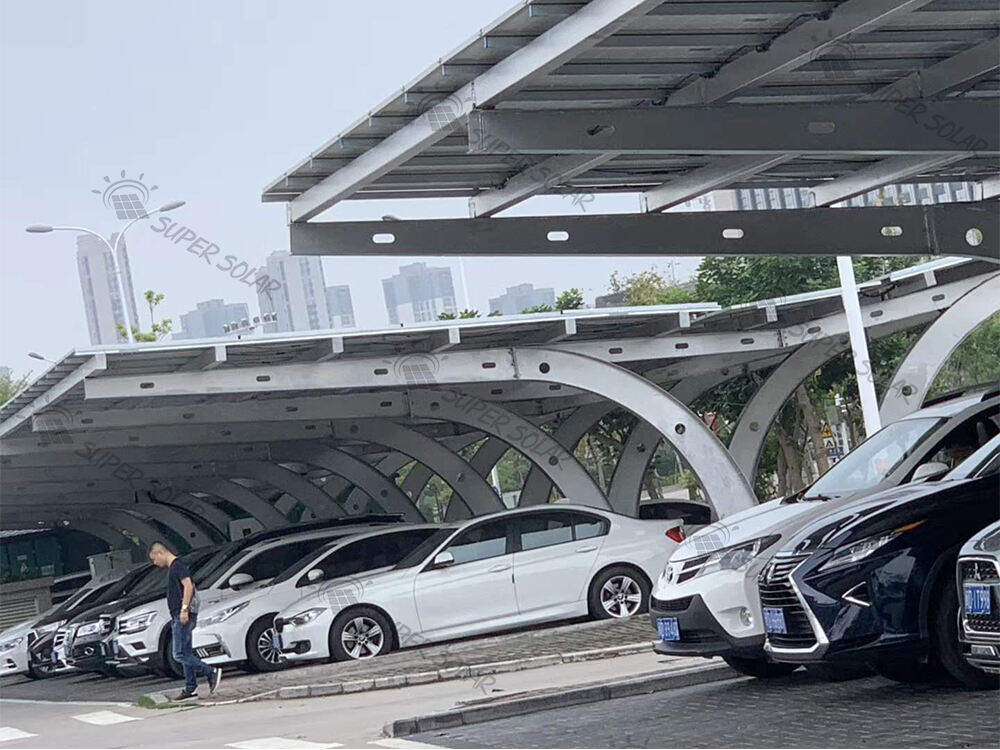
286;0;666;221
642;155;793;212
467;101;998;155
288;203;999;260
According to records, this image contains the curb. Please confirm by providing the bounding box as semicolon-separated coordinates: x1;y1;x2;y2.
384;662;738;737
145;640;658;707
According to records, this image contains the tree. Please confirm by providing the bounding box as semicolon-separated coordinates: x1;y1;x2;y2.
556;288;584;311
608;268;701;307
117;289;173;342
521;304;554;314
438;309;481;320
0;368;30;407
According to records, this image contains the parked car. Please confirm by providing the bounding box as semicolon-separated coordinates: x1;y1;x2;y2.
761;435;999;689
649;391;999;678
105;515;403;677
957;520;1000;677
275;504;684;663
193;525;440;672
50;571;94;605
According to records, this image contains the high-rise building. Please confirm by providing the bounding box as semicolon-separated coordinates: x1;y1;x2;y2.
488;283;555;316
725;180;977;212
382;262;457;325
76;233;138;345
256;251;331;332
174;299;251;340
325;285;356;329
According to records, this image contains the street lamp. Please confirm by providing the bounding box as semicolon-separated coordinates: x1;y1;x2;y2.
28;351;56;364
25;200;186;344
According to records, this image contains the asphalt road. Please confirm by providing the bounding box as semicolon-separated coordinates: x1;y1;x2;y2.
412;672;1000;749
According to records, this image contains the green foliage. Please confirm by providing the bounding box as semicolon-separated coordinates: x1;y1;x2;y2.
439;309;481;320
609;268;702;307
117;289;172;341
521;304;555;314
556;288;585;311
927;313;1000;398
0;368;31;407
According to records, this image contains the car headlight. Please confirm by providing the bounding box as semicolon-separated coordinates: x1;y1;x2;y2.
819;521;924;573
198;602;249;628
118;612;157;635
0;636;25;653
74;621;103;638
286;608;326;627
694;535;781;579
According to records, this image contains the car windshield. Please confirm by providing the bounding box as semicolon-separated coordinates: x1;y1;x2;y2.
127;547;219;596
393;528;457;569
187;541;240;588
807;417;942;498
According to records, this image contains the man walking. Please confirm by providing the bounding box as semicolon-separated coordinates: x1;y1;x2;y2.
148;542;222;700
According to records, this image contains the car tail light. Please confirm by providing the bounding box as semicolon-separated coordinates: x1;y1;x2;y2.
666;526;686;543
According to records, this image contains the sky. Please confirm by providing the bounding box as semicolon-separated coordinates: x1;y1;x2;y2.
0;0;701;380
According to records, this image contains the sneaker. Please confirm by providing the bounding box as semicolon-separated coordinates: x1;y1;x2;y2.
209;668;223;695
172;689;198;701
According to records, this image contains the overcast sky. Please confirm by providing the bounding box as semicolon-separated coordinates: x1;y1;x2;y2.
0;0;701;379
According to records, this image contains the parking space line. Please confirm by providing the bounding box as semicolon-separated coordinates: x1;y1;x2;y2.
0;728;37;743
71;710;142;725
225;739;343;749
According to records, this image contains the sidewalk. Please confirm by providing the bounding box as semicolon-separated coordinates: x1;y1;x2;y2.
197;616;657;703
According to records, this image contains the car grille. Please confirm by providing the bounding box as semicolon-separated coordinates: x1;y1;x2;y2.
759;553;817;650
676;555;710;583
651;595;693;612
960;557;1000;636
53;628;67;649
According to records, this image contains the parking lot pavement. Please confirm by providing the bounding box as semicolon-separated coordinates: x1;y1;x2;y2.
411;671;1000;749
0;616;653;704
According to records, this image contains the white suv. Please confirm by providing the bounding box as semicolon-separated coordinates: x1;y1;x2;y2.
192;525;439;672
650;392;999;678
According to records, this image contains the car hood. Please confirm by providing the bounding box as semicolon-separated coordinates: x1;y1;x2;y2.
66;590;163;627
0;621;36;643
281;567;409;616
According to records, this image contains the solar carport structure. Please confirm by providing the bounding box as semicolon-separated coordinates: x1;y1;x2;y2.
1;258;997;549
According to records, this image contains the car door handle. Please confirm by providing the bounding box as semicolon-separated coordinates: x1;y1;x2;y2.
488;563;510;573
576;546;598;553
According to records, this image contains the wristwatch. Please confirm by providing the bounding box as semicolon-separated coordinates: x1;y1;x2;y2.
181;605;189;612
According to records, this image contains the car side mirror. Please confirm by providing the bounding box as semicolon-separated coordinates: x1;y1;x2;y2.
431;551;455;569
306;569;324;583
228;572;254;589
911;461;950;483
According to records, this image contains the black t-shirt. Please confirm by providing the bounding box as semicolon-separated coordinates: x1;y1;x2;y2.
167;558;194;617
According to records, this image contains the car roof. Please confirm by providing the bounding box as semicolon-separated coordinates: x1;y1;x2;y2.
245;523;394;551
315;523;441;549
906;391;998;420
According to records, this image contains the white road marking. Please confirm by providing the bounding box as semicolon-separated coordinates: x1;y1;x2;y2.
226;739;343;749
0;698;133;707
71;710;142;725
373;739;444;749
0;728;37;743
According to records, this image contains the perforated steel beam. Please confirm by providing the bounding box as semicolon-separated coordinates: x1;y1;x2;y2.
216;462;343;518
606;421;662;516
332;419;503;516
167;492;235;537
130;502;218;548
185;478;289;528
268;443;423;522
881;273;1000;423
409;389;609;509
288;203;999;261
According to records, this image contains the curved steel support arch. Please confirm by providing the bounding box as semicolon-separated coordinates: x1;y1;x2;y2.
512;348;755;518
518;402;617;507
409;389;608;510
185;478;290;528
97;510;168;550
269;443;423;522
218;462;344;518
131;502;219;547
881;274;1000;423
333;420;503;517
164;492;235;537
727;338;849;484
64;519;131;550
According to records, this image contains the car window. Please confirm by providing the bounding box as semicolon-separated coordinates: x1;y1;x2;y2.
224;539;328;587
573;512;610;540
394;528;458;569
517;511;575;551
446;519;509;564
916;407;1000;475
297;529;437;587
638;503;711;524
808;417;941;497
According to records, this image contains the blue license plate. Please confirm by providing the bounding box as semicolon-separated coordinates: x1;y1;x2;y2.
965;585;992;616
763;607;787;634
272;632;284;651
657;617;680;642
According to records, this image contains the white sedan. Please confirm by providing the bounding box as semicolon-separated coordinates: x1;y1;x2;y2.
275;505;683;662
192;525;440;671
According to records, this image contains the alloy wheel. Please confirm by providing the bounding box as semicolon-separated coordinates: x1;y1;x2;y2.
600;575;642;618
340;616;384;659
256;627;282;665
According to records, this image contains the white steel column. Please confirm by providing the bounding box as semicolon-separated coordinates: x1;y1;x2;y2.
837;257;882;437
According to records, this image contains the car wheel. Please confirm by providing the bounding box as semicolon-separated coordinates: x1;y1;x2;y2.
588;566;650;620
805;663;874;681
160;632;184;679
722;654;798;678
26;663;54;680
245;616;284;673
931;574;1000;690
328;607;392;662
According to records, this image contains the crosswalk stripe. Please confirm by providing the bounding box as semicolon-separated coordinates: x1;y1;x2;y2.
0;728;37;743
225;739;343;749
71;710;142;726
372;739;445;749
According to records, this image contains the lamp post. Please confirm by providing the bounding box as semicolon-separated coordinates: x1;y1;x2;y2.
26;200;185;344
